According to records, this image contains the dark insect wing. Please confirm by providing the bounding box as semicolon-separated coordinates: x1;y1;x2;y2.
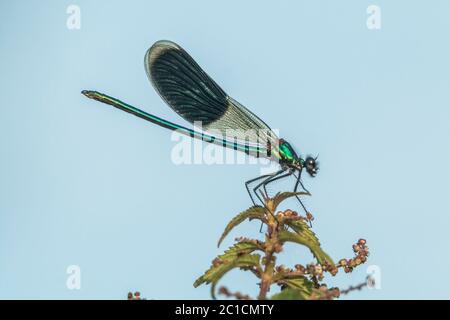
145;40;228;126
144;40;279;148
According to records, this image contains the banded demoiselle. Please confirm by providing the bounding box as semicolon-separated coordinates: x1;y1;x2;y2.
82;40;319;213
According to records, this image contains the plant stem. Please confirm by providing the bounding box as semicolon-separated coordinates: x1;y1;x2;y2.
257;198;278;300
258;252;274;299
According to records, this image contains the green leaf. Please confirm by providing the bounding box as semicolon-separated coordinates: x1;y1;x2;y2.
271;288;309;300
286;219;323;247
279;222;334;266
271;191;310;211
194;242;262;299
271;277;314;300
281;277;314;291
217;206;266;247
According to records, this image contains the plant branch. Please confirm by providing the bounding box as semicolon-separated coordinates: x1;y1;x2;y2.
194;192;370;300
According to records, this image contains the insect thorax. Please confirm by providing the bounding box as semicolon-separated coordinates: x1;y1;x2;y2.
277;139;302;167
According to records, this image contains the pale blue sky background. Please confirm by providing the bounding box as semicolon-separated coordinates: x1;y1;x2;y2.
1;1;449;299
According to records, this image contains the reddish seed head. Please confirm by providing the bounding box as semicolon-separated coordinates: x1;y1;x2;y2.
339;259;347;267
314;265;323;274
319;284;328;292
332;288;341;297
212;257;222;267
295;264;306;273
330;267;338;276
274;244;283;253
358;239;366;245
219;287;228;294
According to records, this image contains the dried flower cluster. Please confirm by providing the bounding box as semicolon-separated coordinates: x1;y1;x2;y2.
338;239;369;273
194;192;370;300
127;291;142;300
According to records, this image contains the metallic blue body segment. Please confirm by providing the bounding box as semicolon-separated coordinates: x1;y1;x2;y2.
81;90;271;159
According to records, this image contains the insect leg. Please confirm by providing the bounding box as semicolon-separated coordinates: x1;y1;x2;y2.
252;169;286;205
245;173;276;206
293;171;313;226
261;171;294;199
251;169;286;233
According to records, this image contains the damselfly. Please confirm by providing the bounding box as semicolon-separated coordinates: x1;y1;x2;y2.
82;40;319;213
